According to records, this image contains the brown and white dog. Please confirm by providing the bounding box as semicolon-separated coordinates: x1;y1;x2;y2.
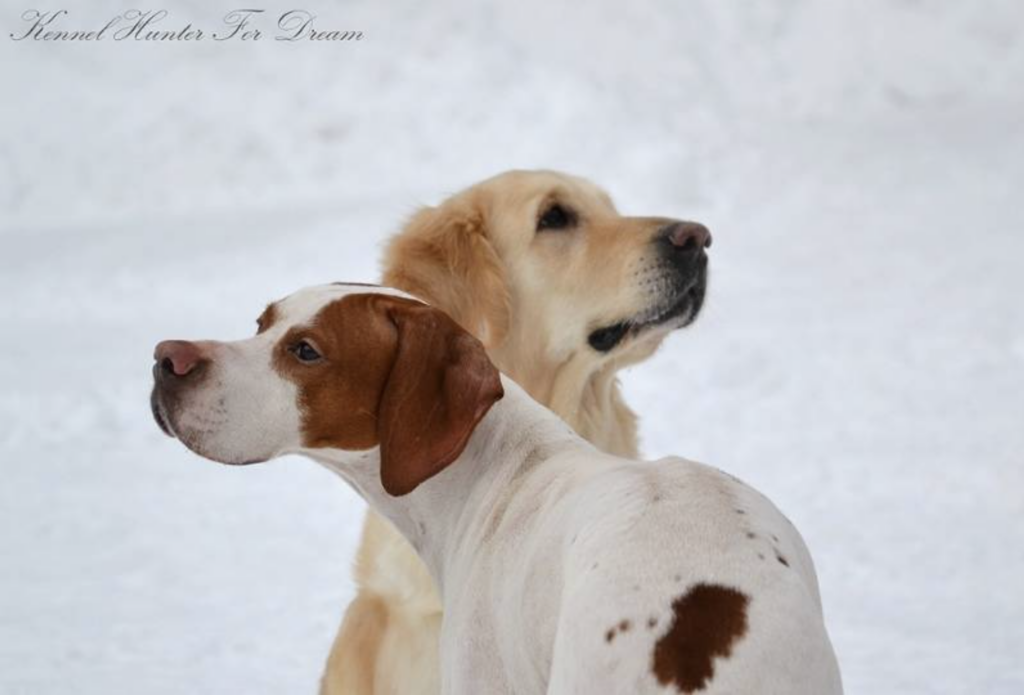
150;284;843;694
329;171;711;695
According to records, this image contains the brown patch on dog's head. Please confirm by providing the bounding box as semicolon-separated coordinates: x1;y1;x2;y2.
256;303;279;335
651;583;750;693
272;293;504;495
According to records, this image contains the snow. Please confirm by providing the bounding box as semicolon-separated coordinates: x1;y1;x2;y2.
2;1;1023;693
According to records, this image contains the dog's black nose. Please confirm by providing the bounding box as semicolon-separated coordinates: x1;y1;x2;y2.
660;221;712;252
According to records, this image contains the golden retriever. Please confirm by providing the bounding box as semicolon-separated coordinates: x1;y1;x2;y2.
320;170;711;695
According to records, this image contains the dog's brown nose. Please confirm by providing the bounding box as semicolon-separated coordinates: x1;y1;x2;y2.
663;221;712;250
155;340;204;377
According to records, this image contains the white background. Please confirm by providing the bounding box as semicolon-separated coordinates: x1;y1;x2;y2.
1;1;1022;693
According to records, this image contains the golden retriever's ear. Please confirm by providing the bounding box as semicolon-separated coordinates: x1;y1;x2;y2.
377;298;504;496
383;204;511;348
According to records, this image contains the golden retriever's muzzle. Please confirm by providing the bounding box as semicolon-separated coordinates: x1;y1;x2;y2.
588;221;711;353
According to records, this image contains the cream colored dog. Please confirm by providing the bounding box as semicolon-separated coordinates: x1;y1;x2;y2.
150;284;842;694
327;171;712;694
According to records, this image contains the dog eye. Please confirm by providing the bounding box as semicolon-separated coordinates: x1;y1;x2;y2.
537;204;576;231
291;340;322;363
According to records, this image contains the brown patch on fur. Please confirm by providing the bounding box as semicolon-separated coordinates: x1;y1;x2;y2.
256;303;278;334
651;583;750;693
273;293;504;496
605;619;632;644
647;617;658;629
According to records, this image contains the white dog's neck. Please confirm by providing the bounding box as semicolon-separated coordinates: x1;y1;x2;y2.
490;340;641;459
305;377;586;589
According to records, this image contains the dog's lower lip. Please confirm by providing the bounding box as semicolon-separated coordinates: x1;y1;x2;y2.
637;291;694;329
153;410;173;437
150;390;174;438
587;285;701;353
588;323;630;352
221;457;267;466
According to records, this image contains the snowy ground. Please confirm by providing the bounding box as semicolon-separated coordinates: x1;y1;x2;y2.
2;1;1023;693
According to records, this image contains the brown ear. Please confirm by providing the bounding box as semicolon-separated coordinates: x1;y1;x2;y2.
376;298;505;496
382;203;511;348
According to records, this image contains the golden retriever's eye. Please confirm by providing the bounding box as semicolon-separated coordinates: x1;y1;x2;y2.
537;204;576;231
290;340;322;363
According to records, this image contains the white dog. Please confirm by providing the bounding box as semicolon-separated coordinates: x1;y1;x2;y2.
151;283;843;694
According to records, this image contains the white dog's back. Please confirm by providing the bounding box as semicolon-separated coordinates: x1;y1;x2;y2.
449;452;842;694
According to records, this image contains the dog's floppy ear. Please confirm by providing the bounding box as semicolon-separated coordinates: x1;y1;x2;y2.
383;203;511;348
376;298;505;496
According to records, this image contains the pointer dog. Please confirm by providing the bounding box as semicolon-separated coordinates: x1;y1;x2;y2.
151;284;842;694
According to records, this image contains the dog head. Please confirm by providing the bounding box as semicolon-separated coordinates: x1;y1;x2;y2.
150;285;504;496
383;170;710;367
